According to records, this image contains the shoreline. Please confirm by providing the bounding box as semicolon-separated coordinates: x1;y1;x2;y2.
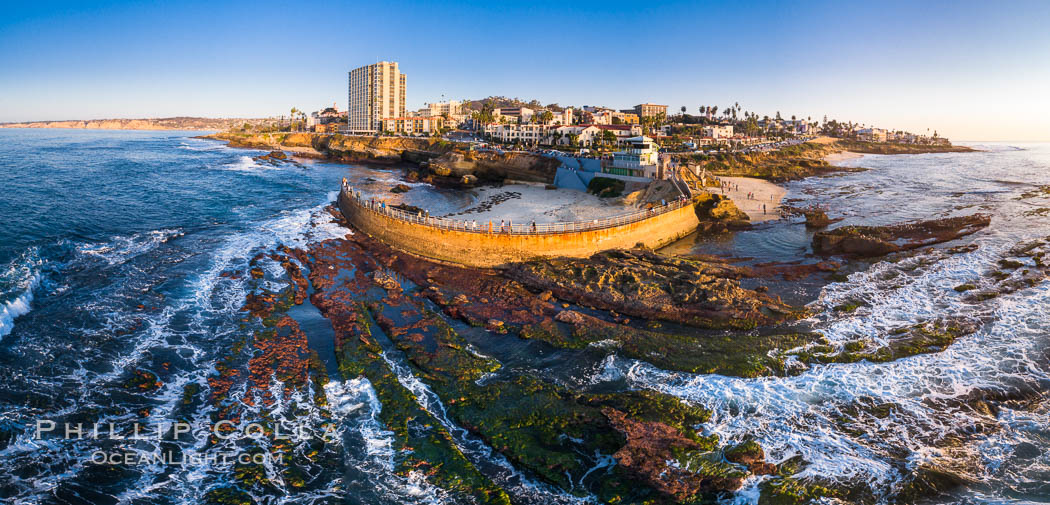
716;177;787;223
823;150;864;164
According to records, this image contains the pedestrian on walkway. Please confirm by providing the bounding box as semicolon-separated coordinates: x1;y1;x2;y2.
763;203;767;214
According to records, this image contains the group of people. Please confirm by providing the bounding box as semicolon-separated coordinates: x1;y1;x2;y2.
346;179;691;234
718;180;739;195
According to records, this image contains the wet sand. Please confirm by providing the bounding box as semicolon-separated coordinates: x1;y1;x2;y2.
824;151;864;164
717;177;787;222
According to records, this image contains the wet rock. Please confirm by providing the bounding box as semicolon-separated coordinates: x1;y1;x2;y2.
813;214;991;257
1014;442;1041;459
371;270;401;292
252;150;290;166
803;209;831;228
791;317;980;365
508;249;804;329
896;465;975;503
391;203;424;215
694;192;751;229
485;319;506;333
554;310;585;325
124;369;162;392
390;183;411;193
725;439;765;466
604;408;747;500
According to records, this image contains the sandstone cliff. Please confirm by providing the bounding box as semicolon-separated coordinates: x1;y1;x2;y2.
203;132;459;164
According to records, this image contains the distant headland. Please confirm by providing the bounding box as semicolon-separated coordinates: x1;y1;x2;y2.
0;117;270;131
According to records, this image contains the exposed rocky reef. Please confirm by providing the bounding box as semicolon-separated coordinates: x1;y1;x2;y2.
507;248;803;329
203;132;562;188
813;214;991;257
834;139;976;154
677;141;856;181
301;232;781;503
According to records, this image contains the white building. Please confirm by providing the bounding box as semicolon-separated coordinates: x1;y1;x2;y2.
857;128;888;142
702;125;734;139
421;100;463;118
609;136;659;178
482;123;553;144
534;107;574;126
381;116;445;136
493;107;535;124
348;61;406;133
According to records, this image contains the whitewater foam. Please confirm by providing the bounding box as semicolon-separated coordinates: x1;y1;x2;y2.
76;228;184;266
0;249;43;339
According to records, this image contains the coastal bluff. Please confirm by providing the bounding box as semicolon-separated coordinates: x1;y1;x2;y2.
337;186;703;268
203;132;562;184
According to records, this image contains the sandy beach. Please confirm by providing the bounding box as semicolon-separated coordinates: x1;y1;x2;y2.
442;182;629;224
824;151;864;164
716;176;786;222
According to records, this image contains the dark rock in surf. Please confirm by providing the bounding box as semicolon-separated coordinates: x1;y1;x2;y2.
812;214;991;257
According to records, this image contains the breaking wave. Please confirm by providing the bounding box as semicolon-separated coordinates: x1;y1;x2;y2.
0;249;42;338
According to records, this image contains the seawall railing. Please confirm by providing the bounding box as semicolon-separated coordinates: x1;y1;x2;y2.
341;179;692;236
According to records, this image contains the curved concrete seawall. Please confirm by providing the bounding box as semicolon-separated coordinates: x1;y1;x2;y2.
337;186;701;268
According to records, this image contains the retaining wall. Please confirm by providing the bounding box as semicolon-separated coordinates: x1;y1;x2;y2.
338;190;701;268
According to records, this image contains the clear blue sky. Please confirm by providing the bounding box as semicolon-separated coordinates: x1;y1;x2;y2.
1;0;1048;140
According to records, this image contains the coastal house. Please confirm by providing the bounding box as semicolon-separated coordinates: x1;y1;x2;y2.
483;122;553;144
608;136;659;178
634;103;668;118
381;116;445;136
534;107;575;126
593;124;644;144
702;124;734;139
857;128;888;142
308;103;346;129
614;111;641;124
493;107;535;124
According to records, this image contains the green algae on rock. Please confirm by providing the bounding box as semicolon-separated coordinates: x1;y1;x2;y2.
507;248;806;330
790;318;979;366
305;234;781;503
522;313;814;377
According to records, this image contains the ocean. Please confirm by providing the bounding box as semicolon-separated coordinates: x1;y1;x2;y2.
0;129;1047;504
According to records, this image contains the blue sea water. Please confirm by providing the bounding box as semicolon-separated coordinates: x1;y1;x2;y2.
0;130;1048;504
0;129;461;504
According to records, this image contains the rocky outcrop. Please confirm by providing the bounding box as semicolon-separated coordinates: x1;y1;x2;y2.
693;192;751;231
507;248;803;329
678;141;853;181
203;132;460;164
427;150;561;184
252;150;302;167
803;209;832;228
604;408;748;500
835;139;975;154
812;214;991;257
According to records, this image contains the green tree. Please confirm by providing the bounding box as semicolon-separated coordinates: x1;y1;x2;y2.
601;129;617;146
